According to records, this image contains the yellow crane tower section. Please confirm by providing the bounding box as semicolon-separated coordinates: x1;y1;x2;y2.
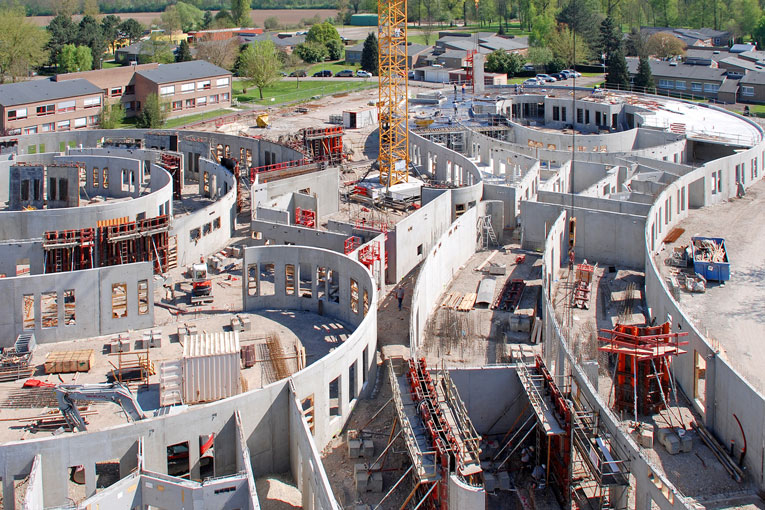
377;0;409;187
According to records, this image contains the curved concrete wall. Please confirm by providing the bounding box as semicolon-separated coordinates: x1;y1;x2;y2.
172;157;236;267
242;245;378;449
0;165;172;241
0;245;376;508
643;138;765;490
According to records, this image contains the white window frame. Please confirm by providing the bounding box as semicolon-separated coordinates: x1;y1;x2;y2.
658;79;674;89
209;94;219;104
57;120;70;130
160;85;175;96
691;82;703;92
197;96;207;106
58;100;75;112
197;80;211;90
703;83;718;93
185;98;195;108
41;122;54;132
84;96;101;108
24;126;37;134
73;117;87;128
180;83;195;93
675;81;686;90
222;92;230;101
216;77;230;88
742;86;755;97
8;108;27;120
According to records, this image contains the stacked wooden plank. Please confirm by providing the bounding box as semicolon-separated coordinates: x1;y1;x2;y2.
44;349;94;374
440;292;464;309
457;293;477;311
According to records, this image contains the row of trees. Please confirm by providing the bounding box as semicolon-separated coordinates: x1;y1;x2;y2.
21;0;336;17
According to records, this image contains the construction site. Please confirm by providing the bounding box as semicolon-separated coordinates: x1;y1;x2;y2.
0;9;765;510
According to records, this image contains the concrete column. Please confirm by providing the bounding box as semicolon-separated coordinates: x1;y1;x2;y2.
338;373;349;419
189;437;201;481
635;486;650;510
84;463;96;497
301;459;312;510
610;484;629;510
3;476;15;510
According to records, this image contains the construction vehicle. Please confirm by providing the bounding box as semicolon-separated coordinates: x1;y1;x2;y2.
190;260;213;305
255;112;269;128
55;382;147;432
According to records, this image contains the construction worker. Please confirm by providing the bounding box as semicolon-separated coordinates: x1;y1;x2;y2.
462;83;466;96
532;463;546;489
396;286;405;310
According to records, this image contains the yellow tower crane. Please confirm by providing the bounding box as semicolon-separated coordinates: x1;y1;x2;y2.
377;0;409;187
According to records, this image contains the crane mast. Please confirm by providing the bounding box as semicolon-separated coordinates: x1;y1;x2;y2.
377;0;409;187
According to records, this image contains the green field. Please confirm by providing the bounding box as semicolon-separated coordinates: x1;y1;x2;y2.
233;79;375;105
102;60;122;69
164;109;231;128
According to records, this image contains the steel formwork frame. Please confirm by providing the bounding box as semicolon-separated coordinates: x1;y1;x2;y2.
598;322;688;416
378;0;409;188
43;228;96;273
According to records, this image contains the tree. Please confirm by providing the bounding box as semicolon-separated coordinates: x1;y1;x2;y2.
598;17;622;61
264;16;280;30
295;42;328;63
731;0;761;40
196;38;240;69
326;39;343;60
77;15;107;69
211;10;237;29
175;40;193;62
238;41;281;99
99;100;125;130
546;56;566;73
137;93;167;129
58;44;93;72
625;27;647;57
548;25;591;66
361;33;377;74
529;9;556;46
231;0;251;27
161;2;204;33
605;47;629;89
138;37;175;64
119;19;144;45
101;15;122;54
306;22;341;47
527;46;553;68
46;14;78;66
754;14;765;49
646;32;685;59
486;49;510;73
0;7;49;82
633;56;654;92
202;10;213;29
557;0;602;47
82;0;100;17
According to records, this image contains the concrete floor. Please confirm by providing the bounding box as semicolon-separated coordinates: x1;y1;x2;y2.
656;177;765;395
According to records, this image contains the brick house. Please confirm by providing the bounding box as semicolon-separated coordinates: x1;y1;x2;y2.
0;79;104;136
134;61;232;119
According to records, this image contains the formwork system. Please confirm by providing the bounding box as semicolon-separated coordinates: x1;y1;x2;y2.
43;228;96;273
158;152;183;200
294;207;316;228
571;263;594;309
377;0;409;187
598;322;688;417
302;127;344;166
516;355;573;506
389;358;482;509
43;215;170;275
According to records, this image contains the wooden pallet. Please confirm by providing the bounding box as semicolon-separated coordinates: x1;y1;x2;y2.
44;349;94;374
457;293;477;311
440;292;463;309
663;227;685;244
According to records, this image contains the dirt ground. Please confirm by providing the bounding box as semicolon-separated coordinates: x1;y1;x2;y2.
255;473;302;510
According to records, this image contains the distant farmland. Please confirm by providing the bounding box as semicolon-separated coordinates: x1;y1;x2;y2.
27;8;338;28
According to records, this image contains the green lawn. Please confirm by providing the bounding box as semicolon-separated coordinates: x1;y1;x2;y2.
581;72;604;77
164;109;231;128
747;104;765;115
233;79;375;106
102;60;122;69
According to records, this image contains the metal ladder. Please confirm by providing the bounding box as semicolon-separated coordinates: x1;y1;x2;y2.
477;215;499;250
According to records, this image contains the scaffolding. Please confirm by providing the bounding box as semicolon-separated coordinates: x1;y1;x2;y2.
388;358;482;509
301;127;344;165
158;152;182;200
598;322;688;417
43;228;96;273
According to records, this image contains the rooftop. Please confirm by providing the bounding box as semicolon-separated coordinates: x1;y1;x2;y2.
0;78;103;107
136;60;232;85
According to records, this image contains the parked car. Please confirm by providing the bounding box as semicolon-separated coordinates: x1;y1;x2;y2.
335;69;354;77
313;70;332;77
559;70;573;79
536;74;556;82
564;69;582;77
522;64;536;71
551;72;567;81
289;69;307;77
356;70;373;78
523;78;540;85
279;71;288;77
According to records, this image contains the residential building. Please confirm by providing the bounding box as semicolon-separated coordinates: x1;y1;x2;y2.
249;33;306;54
134;61;232;119
54;63;160;117
345;41;429;68
640;27;732;47
115;41;179;65
0;78;104;136
626;58;729;99
736;72;765;104
187;27;265;44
